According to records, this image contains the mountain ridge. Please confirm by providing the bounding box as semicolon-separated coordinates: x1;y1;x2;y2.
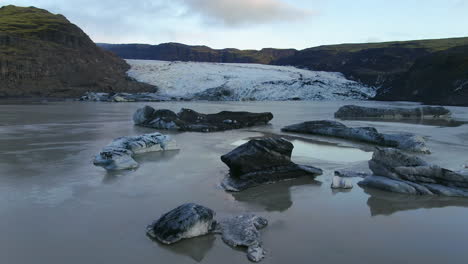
97;42;297;64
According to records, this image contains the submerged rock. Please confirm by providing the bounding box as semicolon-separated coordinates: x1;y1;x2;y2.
331;176;353;189
214;214;268;262
358;148;468;197
146;203;216;244
93;132;178;170
133;106;273;132
281;120;430;153
221;137;322;191
147;204;269;262
334;105;451;119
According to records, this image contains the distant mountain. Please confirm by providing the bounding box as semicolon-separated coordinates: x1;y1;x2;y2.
97;43;297;64
0;5;154;97
101;37;468;106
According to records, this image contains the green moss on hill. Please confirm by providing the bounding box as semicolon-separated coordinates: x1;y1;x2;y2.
0;5;75;37
311;37;468;53
0;5;154;97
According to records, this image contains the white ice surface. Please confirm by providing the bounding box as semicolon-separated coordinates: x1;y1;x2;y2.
126;60;376;101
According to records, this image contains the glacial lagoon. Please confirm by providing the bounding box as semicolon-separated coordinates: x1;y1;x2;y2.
1;100;468;264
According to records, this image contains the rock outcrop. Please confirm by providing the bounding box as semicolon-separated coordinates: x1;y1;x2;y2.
282;120;430;153
93;132;178;170
214;214;268;262
147;204;269;262
358;148;468;197
133;106;273;132
146;203;216;244
221;137;322;191
0;5;154;97
335;105;451;120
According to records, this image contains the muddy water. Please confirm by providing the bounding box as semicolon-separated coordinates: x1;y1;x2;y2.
1;100;468;264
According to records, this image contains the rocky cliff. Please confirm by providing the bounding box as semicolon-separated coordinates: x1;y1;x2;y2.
97;43;297;64
0;5;154;97
375;45;468;106
272;37;468;106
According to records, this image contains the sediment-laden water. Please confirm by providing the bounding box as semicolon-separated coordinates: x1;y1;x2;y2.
1;100;468;264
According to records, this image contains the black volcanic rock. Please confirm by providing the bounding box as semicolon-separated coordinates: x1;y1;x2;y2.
133;106;273;132
146;203;215;244
220;138;323;191
282;120;430;153
334;105;452;119
0;5;154;97
358;148;468;197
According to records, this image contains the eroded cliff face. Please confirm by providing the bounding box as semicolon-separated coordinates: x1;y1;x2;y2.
97;43;297;64
375;45;468;106
0;5;154;97
272;38;468;106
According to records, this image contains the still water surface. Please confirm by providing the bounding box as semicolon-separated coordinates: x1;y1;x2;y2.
1;100;468;264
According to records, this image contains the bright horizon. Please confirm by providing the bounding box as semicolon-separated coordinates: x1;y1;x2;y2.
1;0;468;50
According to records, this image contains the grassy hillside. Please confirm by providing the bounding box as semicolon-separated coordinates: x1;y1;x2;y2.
0;5;153;97
310;37;468;53
0;5;78;38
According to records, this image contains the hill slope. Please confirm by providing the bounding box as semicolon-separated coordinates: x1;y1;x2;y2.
0;5;154;97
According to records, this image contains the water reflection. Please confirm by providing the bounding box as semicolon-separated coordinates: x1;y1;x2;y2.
133;149;180;165
231;177;322;212
102;150;180;183
338;117;466;127
331;188;353;195
232;137;372;163
151;234;216;262
363;188;468;216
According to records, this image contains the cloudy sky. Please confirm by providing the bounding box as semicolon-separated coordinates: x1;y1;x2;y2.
1;0;468;49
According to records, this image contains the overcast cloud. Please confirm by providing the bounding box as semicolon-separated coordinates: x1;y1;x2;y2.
178;0;312;26
1;0;467;49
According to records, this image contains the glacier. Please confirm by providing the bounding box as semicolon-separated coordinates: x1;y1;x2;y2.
126;60;376;101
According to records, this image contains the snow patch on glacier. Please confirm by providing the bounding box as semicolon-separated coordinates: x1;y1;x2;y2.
126;59;376;101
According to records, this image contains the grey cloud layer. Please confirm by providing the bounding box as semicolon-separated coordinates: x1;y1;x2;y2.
178;0;312;26
3;0;311;27
1;0;313;47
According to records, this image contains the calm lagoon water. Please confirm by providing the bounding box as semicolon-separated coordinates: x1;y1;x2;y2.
1;100;468;264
